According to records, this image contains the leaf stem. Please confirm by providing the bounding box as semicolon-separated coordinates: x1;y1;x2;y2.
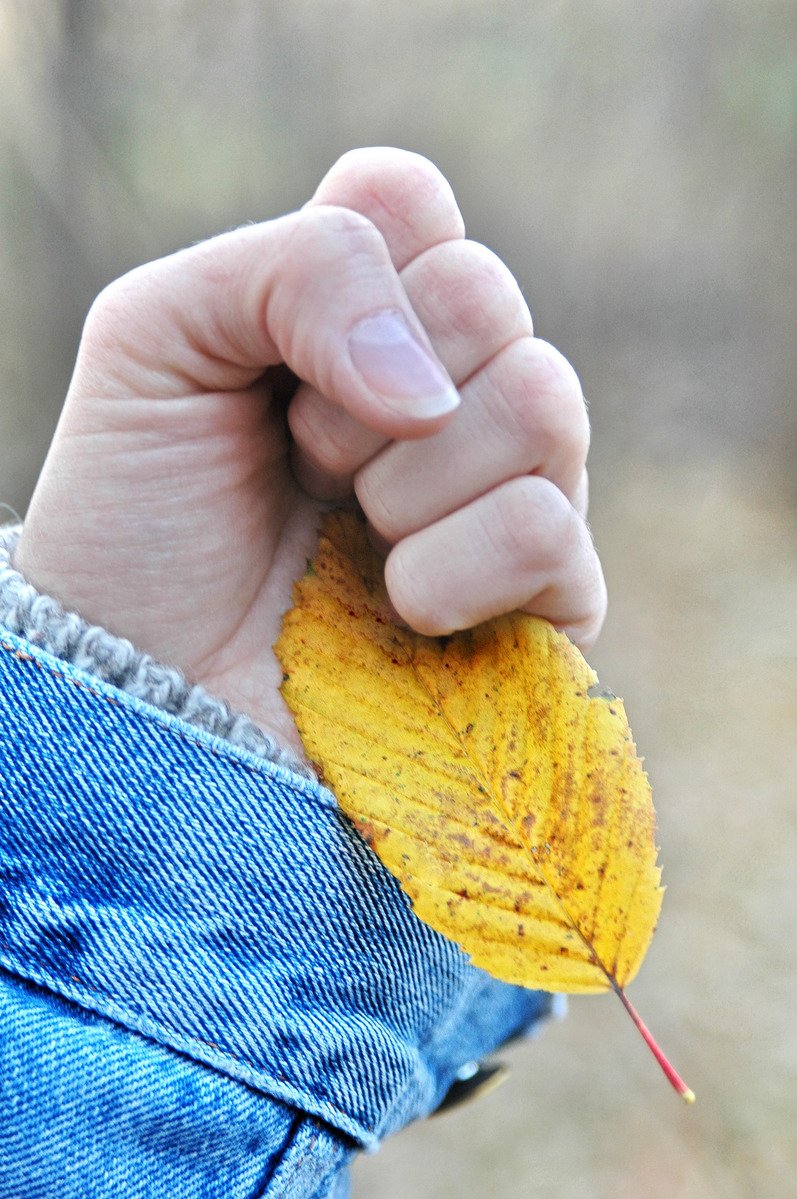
617;987;695;1103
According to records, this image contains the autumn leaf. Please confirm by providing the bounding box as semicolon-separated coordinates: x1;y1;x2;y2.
276;511;693;1101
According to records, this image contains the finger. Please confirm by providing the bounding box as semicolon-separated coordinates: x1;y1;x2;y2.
289;239;536;500
75;207;460;441
305;146;466;269
286;147;470;498
398;238;534;381
357;336;590;541
384;475;607;651
287;382;388;500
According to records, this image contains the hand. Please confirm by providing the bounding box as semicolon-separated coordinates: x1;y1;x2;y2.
15;147;605;754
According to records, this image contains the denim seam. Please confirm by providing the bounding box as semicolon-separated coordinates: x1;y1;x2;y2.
274;1130;320;1199
0;953;374;1145
0;637;327;800
0;943;274;1083
247;1108;305;1199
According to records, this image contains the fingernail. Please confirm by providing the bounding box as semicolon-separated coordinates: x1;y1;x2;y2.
348;310;460;419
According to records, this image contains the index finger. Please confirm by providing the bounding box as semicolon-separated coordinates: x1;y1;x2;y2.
73;204;462;441
287;148;469;492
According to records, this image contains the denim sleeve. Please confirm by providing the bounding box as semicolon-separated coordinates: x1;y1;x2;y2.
0;627;558;1198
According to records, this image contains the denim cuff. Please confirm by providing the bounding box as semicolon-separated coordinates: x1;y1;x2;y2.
0;524;311;778
0;627;557;1148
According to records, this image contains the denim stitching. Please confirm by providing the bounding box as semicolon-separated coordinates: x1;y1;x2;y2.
0;950;365;1136
0;638;314;786
274;1130;320;1199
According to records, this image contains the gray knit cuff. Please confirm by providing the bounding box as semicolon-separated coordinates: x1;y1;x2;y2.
0;524;314;779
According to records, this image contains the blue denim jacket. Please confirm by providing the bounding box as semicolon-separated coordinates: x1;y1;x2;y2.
0;627;557;1198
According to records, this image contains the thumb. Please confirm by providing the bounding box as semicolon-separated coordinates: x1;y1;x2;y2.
73;208;460;440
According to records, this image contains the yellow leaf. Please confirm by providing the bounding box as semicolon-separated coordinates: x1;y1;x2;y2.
276;511;664;996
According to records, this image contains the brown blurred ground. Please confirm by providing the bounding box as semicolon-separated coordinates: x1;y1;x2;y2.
1;2;795;1196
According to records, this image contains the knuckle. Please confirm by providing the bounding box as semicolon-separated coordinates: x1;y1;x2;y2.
330;147;444;192
534;340;590;453
452;244;524;333
80;265;153;355
494;339;590;467
269;207;389;370
409;240;527;340
456;240;522;299
325;148;463;234
290;204;386;263
384;544;441;636
83;276;127;333
492;476;576;570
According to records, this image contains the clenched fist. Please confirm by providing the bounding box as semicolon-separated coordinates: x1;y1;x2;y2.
16;147;605;753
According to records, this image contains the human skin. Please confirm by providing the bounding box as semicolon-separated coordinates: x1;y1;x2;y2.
15;147;606;756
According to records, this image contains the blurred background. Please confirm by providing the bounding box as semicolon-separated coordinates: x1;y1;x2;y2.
0;1;794;1195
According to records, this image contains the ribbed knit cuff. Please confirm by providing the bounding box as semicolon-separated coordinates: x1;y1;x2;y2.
0;524;313;779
